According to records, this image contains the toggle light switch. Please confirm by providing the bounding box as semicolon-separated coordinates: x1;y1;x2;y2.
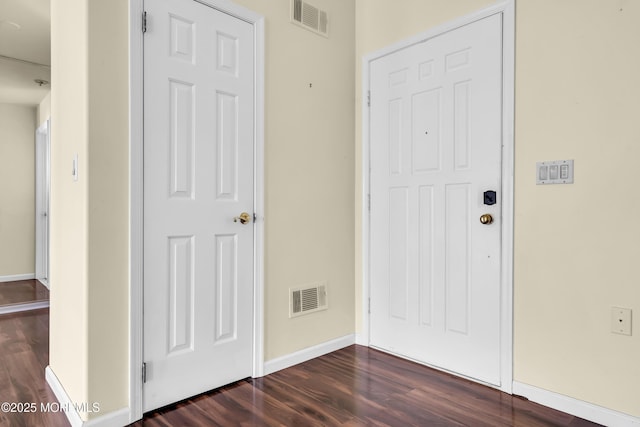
72;154;79;181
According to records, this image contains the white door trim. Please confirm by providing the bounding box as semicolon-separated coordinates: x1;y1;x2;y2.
360;0;515;394
128;0;265;422
35;118;51;289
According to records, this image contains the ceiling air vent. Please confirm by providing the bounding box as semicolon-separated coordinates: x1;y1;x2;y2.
290;282;328;318
291;0;329;37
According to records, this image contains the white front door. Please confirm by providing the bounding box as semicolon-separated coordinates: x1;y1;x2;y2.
370;14;503;385
143;0;255;411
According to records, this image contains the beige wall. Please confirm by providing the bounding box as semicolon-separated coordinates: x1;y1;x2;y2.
513;0;639;416
50;0;130;420
0;104;36;278
233;0;356;360
86;0;130;416
49;0;90;417
355;0;640;418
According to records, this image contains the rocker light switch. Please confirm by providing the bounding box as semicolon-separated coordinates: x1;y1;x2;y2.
537;160;573;185
538;165;548;181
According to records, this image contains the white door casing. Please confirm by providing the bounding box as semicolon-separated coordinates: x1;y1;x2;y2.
35;119;50;288
365;3;515;390
143;0;257;412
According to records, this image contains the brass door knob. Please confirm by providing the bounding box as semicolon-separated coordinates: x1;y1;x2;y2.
234;212;251;224
479;214;494;225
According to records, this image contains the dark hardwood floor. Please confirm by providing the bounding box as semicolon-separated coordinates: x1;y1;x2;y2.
0;309;601;427
0;308;68;427
0;280;49;306
134;346;600;427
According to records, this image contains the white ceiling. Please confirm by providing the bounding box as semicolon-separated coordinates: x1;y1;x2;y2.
0;0;51;105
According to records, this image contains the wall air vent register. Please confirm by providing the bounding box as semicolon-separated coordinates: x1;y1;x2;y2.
290;283;328;317
291;0;329;37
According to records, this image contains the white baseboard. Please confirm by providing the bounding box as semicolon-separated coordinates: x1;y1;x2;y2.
263;334;355;376
83;407;130;427
38;278;50;290
45;366;131;427
45;366;84;427
513;381;640;427
0;300;49;315
0;273;35;283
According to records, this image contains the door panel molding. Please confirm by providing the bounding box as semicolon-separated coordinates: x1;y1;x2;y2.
128;0;264;422
360;0;514;393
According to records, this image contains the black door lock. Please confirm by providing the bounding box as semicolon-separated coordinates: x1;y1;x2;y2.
484;190;497;206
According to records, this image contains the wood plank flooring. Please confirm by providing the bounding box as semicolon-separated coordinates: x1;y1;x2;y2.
135;346;601;427
0;309;68;427
0;309;601;427
0;280;49;306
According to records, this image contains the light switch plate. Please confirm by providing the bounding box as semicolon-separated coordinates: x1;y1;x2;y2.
72;154;79;181
536;159;573;185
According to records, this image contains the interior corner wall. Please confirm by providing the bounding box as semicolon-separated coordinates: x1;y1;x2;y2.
355;0;640;418
49;0;90;418
232;0;356;360
0;104;36;277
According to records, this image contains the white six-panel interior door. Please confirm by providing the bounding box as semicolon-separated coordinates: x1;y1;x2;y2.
369;13;505;386
143;0;255;411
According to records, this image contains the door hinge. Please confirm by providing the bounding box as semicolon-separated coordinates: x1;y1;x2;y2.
368;298;371;314
142;362;147;383
367;90;371;107
142;11;147;33
367;194;371;211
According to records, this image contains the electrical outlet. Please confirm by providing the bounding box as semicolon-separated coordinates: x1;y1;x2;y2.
611;307;632;336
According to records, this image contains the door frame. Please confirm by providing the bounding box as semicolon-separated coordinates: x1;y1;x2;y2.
128;0;265;422
35;118;51;289
360;0;515;393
